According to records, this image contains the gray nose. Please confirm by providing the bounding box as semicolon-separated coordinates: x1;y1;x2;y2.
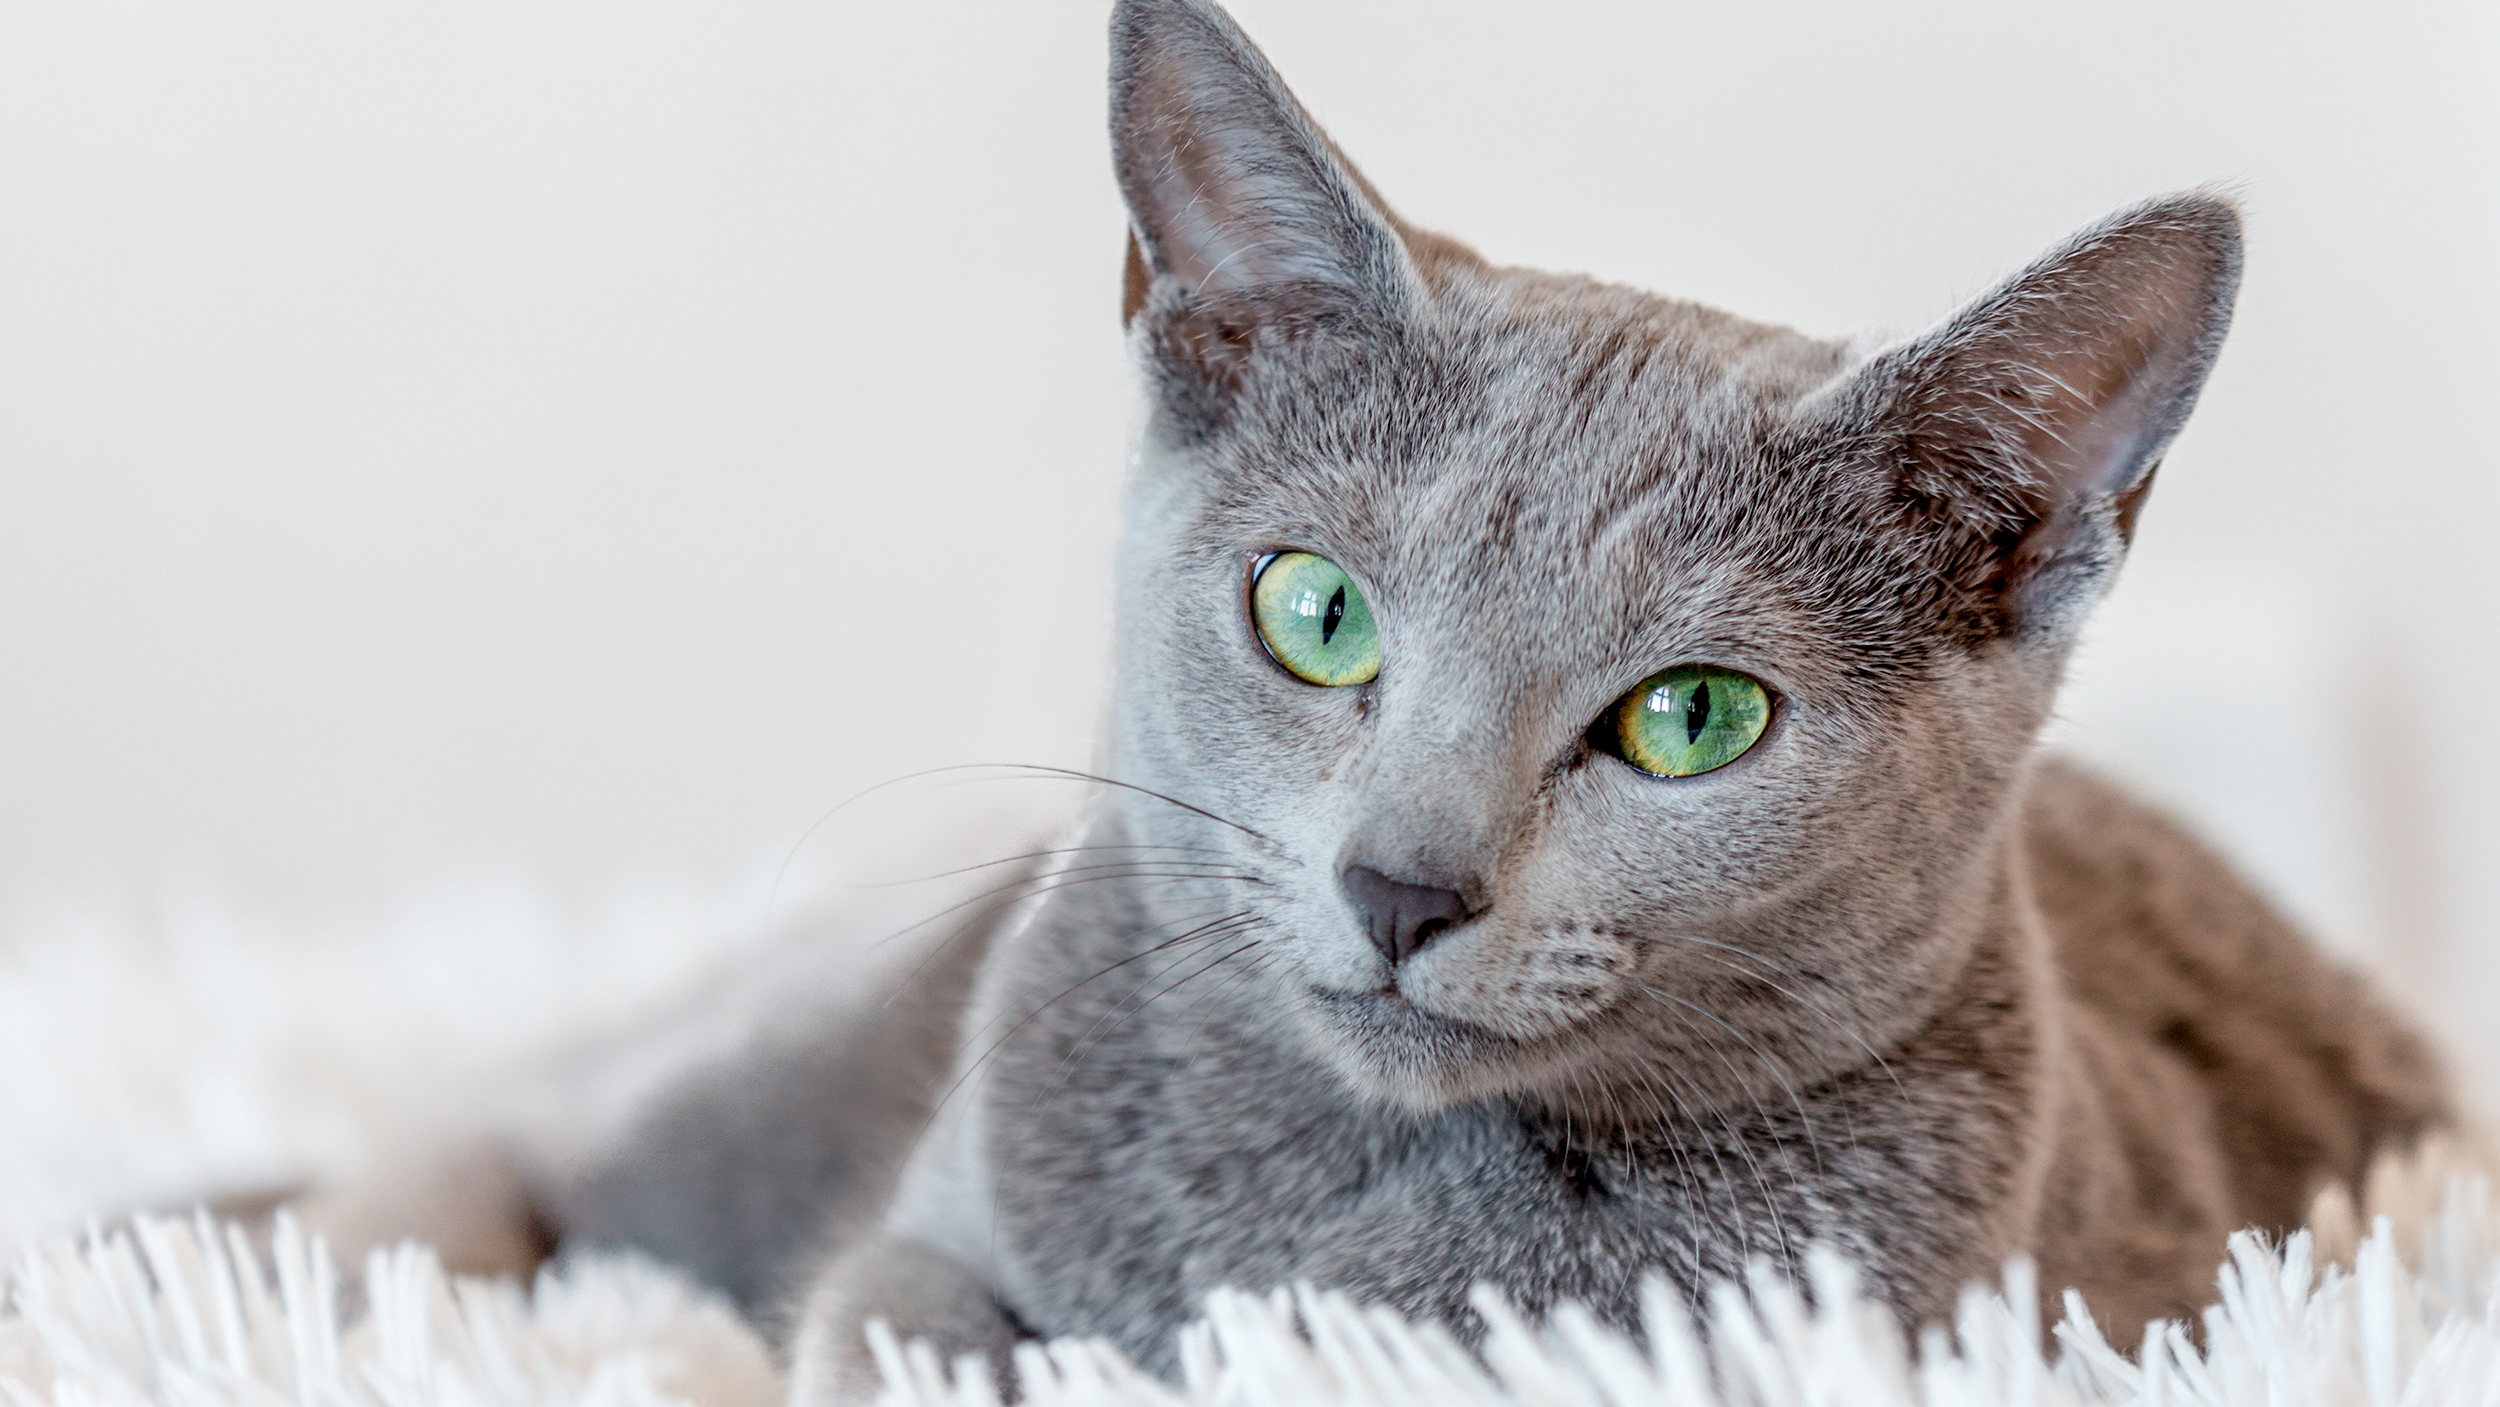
1341;865;1471;968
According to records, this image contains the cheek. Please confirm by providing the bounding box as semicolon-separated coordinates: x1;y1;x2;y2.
1549;689;1966;913
1131;582;1369;788
1774;694;2016;891
1543;768;1834;918
1406;917;1641;1041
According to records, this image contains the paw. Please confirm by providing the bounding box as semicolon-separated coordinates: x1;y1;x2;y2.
789;1235;1019;1406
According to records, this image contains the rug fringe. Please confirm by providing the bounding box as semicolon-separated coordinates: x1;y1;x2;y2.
0;1212;778;1407
6;1138;2497;1407
873;1135;2500;1407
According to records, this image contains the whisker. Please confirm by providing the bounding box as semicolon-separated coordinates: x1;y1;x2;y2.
1654;932;1911;1109
1045;915;1270;1086
952;764;1286;849
877;867;1264;1009
1704;1082;1798;1275
1635;1013;1824;1285
1629;1008;1810;1273
1647;945;1873;1156
925;910;1266;1131
1560;1062;1589;1167
1037;928;1270;1105
843;841;1245;891
1637;984;1827;1179
771;761;1287;917
1622;1052;1775;1269
869;860;1265;960
943;903;1253;1055
1567;1062;1676;1249
1614;1067;1716;1299
1140;934;1269;1011
939;906;1264;1278
972;926;1273;1278
1172;950;1280;1069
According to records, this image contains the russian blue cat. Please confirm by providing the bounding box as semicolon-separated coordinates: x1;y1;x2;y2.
313;1;2449;1399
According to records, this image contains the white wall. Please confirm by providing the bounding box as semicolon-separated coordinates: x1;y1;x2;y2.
2;2;2494;1084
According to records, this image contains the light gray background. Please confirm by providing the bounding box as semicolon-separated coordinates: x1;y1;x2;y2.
2;2;2494;1086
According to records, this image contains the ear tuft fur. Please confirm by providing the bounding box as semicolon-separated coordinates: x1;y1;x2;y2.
1836;193;2242;643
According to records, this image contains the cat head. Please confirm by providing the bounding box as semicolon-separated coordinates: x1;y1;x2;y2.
1099;0;2239;1113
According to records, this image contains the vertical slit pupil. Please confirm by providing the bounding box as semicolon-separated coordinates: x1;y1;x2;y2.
1322;584;1346;644
1685;678;1711;745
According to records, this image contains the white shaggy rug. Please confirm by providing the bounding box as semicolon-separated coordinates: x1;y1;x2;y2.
4;875;2498;1407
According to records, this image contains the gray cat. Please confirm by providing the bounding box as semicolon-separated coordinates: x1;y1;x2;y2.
312;0;2450;1398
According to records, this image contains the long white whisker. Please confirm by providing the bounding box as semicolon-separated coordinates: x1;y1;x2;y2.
1637;983;1828;1179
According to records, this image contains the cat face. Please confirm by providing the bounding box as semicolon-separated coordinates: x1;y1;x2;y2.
1100;0;2237;1114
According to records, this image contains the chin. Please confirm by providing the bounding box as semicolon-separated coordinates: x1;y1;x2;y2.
1296;986;1528;1111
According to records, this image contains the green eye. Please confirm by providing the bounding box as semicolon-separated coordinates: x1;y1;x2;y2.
1250;552;1381;687
1612;664;1771;777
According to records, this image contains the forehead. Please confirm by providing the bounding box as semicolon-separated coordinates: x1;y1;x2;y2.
1213;268;1857;525
1189;271;1928;699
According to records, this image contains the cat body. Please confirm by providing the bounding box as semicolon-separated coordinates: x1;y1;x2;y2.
311;0;2448;1398
780;0;2446;1392
792;763;2435;1388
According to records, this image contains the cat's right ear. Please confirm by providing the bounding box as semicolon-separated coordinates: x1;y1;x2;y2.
1110;0;1421;416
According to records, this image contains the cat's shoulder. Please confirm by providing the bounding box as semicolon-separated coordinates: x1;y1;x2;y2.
2017;755;2444;1126
2022;756;2335;1002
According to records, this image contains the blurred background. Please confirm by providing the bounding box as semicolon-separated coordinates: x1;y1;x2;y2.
0;0;2493;1097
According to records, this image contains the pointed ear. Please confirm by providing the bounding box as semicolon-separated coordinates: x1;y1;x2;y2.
1109;0;1420;412
1832;194;2242;643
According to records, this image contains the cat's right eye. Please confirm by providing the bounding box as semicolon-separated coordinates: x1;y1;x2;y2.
1604;664;1772;777
1249;552;1381;687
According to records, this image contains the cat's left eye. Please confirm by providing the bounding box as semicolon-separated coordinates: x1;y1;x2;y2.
1250;552;1381;687
1607;664;1772;778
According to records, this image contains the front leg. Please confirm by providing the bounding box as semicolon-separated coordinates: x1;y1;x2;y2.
789;1232;1021;1406
792;950;1028;1407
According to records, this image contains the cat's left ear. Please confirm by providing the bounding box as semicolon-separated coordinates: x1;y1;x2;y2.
1824;193;2242;643
1109;0;1425;416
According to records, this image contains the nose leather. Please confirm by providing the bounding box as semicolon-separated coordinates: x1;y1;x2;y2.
1341;865;1471;968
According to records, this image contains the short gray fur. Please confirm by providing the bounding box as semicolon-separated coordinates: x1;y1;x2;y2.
320;1;2454;1399
778;0;2449;1391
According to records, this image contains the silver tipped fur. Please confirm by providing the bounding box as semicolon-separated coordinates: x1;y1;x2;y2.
303;2;2451;1401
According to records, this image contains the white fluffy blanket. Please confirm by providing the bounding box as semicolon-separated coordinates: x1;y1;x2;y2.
4;881;2496;1407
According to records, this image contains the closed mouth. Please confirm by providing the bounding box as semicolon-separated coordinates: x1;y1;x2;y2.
1308;985;1509;1058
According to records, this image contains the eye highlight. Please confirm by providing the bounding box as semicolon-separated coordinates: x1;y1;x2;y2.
1610;664;1771;777
1250;552;1381;687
